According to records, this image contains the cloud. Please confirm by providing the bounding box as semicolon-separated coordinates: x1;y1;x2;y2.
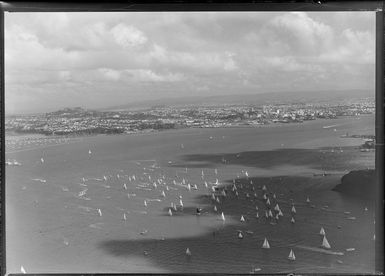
4;12;376;114
111;23;148;48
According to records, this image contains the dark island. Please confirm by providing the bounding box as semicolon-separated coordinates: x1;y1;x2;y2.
333;169;376;200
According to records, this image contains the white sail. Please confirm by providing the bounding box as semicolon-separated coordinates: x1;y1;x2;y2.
186;247;191;256
262;238;270;249
255;206;259;210
221;212;226;221
123;213;127;220
40;158;44;163
274;204;280;211
240;215;245;222
88;149;92;155
205;181;208;188
98;209;102;217
291;205;296;213
320;227;326;236
268;210;273;217
216;197;220;203
123;183;127;190
214;205;217;212
291;217;295;223
322;236;331;249
187;184;191;191
266;198;271;205
238;232;244;239
262;185;267;191
193;184;198;190
168;208;173;216
144;200;147;207
161;190;166;197
256;212;259;218
278;210;283;217
21;266;26;274
306;197;310;203
288;249;296;261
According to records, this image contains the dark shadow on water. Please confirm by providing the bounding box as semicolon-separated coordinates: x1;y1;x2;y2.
172;146;366;172
98;173;372;273
97;146;375;273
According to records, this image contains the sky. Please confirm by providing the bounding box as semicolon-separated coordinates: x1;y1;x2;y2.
5;11;376;114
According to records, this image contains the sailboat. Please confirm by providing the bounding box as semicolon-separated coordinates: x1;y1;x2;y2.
273;193;276;199
238;232;244;239
262;185;267;191
221;212;226;221
291;205;296;213
161;190;166;197
278;210;283;217
214;205;217;212
291;217;295;223
123;183;127;190
266;198;271;205
205;181;208;188
255;206;259;210
88;149;92;155
262;237;270;249
268;209;273;217
274;204;280;211
186;248;191;256
256;212;259;218
216;197;220;203
306;197;310;203
40;157;44;163
240;215;245;222
98;209;102;217
187;184;191;191
21;266;26;274
144;200;147;207
288;249;296;261
123;213;127;220
320;227;326;236
168;208;173;216
321;236;331;249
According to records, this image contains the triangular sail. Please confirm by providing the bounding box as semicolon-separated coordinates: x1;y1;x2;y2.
221;212;225;221
262;238;270;249
186;248;191;256
320;227;326;236
240;215;245;222
291;217;295;223
291;205;296;213
288;249;296;260
322;236;331;249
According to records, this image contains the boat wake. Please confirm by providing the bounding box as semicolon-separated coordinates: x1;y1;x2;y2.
295;245;344;255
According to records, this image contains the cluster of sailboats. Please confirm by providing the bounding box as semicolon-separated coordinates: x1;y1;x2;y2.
23;148;364;275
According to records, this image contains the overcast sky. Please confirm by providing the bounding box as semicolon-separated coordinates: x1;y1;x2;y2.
5;12;375;114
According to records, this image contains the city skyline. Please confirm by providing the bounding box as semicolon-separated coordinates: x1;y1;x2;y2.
5;12;375;114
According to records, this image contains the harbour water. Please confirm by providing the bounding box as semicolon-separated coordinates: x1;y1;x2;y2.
5;115;375;274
